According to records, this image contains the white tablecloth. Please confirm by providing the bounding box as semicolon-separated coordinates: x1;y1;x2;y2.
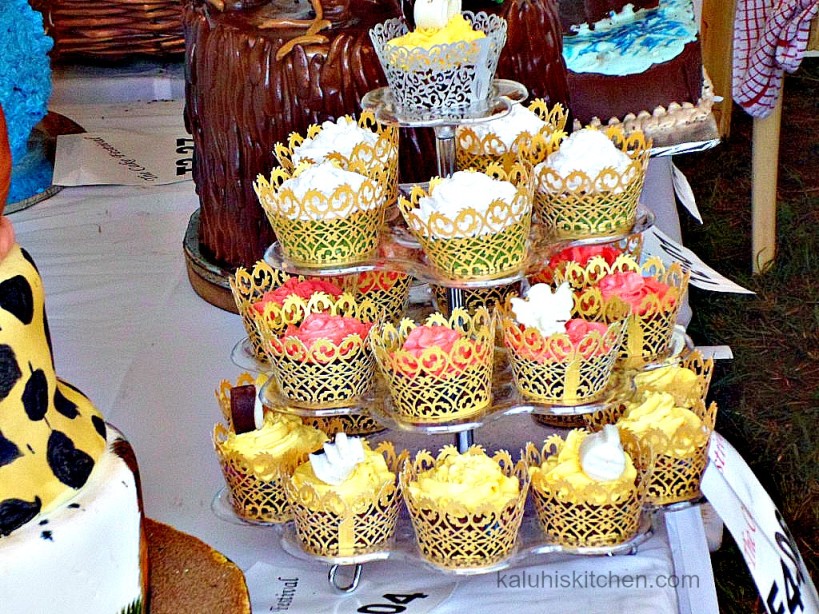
14;72;720;613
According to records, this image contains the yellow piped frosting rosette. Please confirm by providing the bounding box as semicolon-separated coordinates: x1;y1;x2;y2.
632;350;715;408
273;111;399;208
370;307;494;423
400;445;529;570
533;125;650;239
525;427;650;547
213;413;327;524
617;391;718;506
456;100;569;172
256;292;380;408
255;159;389;266
500;282;630;405
285;437;408;557
398;162;533;280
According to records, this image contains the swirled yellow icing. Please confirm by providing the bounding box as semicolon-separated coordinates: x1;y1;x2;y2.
387;15;485;50
291;446;394;506
220;413;326;479
530;430;637;503
618;391;702;440
633;365;699;402
408;450;518;513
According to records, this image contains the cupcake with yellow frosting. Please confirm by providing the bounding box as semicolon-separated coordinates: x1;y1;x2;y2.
285;434;407;557
369;0;507;116
525;426;649;547
632;350;714;408
617;391;717;506
213;412;327;524
400;445;528;569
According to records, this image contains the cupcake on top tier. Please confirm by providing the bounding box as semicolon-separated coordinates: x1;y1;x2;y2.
370;307;494;423
285;434;407;557
533;125;650;238
616;391;717;506
500;282;628;405
273;112;399;208
255;159;388;266
525;426;649;547
369;0;507;116
400;445;528;569
455;100;568;172
399;163;532;279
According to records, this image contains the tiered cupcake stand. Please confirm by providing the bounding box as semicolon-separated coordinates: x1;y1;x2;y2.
217;81;701;593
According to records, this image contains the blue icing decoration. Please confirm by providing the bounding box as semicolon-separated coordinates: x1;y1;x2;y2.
563;0;698;76
0;0;53;164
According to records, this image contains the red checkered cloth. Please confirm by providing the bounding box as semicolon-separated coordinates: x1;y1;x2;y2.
732;0;819;117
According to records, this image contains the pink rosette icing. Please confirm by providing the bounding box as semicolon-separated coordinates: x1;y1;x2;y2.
533;244;622;285
283;313;372;349
252;278;343;314
597;271;672;316
398;325;483;379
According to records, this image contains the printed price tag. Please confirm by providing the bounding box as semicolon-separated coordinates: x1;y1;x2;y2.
701;433;819;614
53;131;194;187
672;163;702;223
244;561;456;614
642;227;755;294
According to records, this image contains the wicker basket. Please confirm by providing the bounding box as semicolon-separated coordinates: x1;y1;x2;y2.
33;0;185;61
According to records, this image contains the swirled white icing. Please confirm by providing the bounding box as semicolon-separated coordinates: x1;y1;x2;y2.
291;117;378;166
563;0;698;76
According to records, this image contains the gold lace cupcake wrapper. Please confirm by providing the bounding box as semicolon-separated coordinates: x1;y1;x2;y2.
213;423;306;523
398;163;533;280
345;271;412;324
372;308;495;422
257;296;380;407
524;433;650;547
285;443;408;557
431;282;521;316
273;110;399;207
230;261;293;362
255;162;389;266
400;446;529;569
299;413;386;437
455;101;568;172
533;127;650;239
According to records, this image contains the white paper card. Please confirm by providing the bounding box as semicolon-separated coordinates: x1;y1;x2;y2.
244;561;457;614
693;345;734;360
702;433;819;614
642;227;755;294
672;163;702;223
53;131;194;186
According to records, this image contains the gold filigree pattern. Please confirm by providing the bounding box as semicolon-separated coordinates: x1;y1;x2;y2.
285;442;408;557
255;160;389;266
524;432;651;547
257;294;380;408
398;163;533;280
455;100;568;172
625;400;718;506
499;293;629;405
431;282;521;316
531;413;587;429
230;260;293;362
370;308;495;422
344;271;412;324
400;446;529;569
273;110;399;207
299;413;386;437
213;422;302;523
533;127;651;239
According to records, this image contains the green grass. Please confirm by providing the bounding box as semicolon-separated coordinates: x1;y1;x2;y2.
675;59;819;613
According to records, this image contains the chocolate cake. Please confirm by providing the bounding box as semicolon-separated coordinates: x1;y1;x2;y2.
182;0;569;272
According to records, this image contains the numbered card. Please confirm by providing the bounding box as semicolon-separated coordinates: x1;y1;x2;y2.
702;433;819;614
244;561;457;614
53;131;194;187
642;227;755;294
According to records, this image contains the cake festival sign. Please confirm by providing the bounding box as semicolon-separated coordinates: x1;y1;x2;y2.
52;131;194;186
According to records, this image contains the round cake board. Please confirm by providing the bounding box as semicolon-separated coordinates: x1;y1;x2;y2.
145;517;251;614
183;208;239;314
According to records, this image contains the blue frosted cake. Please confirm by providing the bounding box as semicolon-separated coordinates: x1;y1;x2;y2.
0;0;53;205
